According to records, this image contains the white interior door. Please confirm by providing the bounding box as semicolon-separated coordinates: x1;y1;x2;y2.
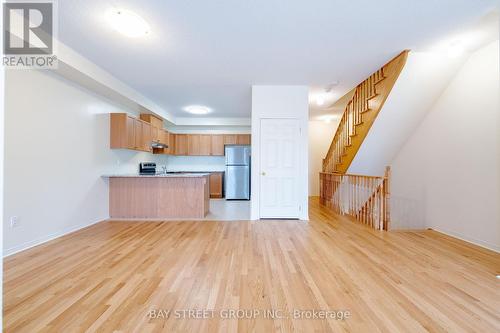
260;118;300;218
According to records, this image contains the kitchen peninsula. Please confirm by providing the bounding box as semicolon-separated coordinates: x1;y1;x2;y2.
106;173;210;219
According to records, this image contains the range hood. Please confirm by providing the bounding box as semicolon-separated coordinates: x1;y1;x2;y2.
151;141;168;149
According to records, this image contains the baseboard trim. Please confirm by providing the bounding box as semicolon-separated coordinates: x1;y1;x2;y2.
3;218;107;257
430;227;500;254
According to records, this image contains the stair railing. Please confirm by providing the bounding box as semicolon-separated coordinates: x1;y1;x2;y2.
322;69;384;173
319;167;391;230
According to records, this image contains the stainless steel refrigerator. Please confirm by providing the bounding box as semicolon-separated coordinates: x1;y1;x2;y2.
225;145;251;200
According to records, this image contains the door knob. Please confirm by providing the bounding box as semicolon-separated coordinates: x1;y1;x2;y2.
261;172;266;176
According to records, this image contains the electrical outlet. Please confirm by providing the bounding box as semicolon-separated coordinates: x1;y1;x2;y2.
10;216;19;228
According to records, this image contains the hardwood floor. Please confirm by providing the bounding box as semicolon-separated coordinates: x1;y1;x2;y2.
4;197;500;332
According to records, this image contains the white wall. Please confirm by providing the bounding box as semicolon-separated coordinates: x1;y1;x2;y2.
4;69;169;256
251;86;309;220
391;41;500;252
166;156;226;172
308;120;339;196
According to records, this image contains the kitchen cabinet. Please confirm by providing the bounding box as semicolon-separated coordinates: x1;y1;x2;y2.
109;115;151;152
160;130;169;146
224;134;237;145
209;172;224;198
151;126;160;143
175;134;188;155
211;135;224;155
140;114;163;129
199;135;212;155
168;132;176;154
142;122;152;152
111;115;250;156
237;134;251;145
110;113;136;150
188;134;212;156
134;119;142;150
188;134;200;155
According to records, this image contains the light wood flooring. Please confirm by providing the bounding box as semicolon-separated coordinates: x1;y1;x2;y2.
4;197;500;332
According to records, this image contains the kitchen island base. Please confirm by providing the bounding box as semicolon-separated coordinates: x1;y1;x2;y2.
109;175;209;219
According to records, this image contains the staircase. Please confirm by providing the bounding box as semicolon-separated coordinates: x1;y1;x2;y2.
322;51;408;173
320;51;408;230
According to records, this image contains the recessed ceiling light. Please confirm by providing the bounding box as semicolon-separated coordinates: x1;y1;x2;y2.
447;41;465;58
107;9;150;38
184;105;212;115
316;96;325;106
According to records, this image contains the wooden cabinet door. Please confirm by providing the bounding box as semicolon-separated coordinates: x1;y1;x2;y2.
237;134;251;145
134;119;142;150
142;122;152;152
161;130;169;146
151;126;160;143
211;135;224;155
168;133;176;154
199;135;212;155
209;172;223;198
175;134;188;155
188;134;201;155
126;116;135;149
224;134;237;145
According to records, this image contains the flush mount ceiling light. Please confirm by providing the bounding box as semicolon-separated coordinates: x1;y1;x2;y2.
107;9;150;38
184;105;212;115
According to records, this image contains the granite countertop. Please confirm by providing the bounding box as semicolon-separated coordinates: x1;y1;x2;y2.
102;173;210;178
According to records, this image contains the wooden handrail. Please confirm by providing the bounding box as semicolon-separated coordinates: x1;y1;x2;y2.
322;51;409;174
319;167;391;230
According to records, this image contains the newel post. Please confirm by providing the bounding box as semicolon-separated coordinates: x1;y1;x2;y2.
383;166;391;230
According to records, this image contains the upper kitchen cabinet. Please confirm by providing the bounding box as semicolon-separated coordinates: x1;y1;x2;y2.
223;134;251;146
223;135;237;145
111;115;250;156
141;121;152;152
188;134;201;155
140;114;163;129
187;134;212;155
110;113;136;150
237;134;251;145
211;135;224;155
160;130;169;146
175;134;188;155
199;135;212;155
151;126;160;143
111;113;155;152
168;132;176;154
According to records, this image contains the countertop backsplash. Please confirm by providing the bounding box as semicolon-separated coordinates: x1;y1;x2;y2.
165;155;226;172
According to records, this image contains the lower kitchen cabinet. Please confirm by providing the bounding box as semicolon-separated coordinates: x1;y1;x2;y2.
209;172;224;198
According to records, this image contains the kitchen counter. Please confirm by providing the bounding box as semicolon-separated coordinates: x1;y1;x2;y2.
108;174;210;219
103;173;210;178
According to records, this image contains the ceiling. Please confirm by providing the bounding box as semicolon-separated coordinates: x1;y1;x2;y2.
57;0;498;119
